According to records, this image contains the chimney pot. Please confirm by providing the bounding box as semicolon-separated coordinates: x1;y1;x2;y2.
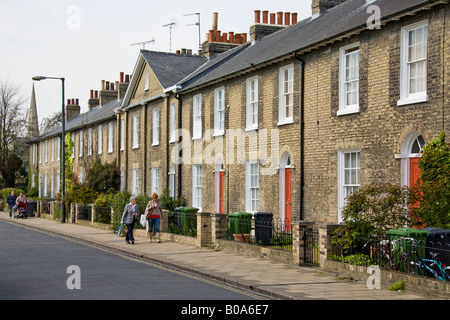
120;72;124;83
90;90;94;99
110;83;115;91
262;11;269;24
76;98;79;105
125;75;130;83
277;12;283;25
101;80;105;90
212;12;218;31
270;13;276;25
284;12;291;25
209;30;215;42
229;32;235;44
292;12;298;24
254;10;261;24
222;32;228;43
241;33;247;43
95;91;99;99
67;99;71;105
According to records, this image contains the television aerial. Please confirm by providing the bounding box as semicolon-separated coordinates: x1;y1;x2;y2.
184;12;201;50
163;18;178;53
130;38;155;50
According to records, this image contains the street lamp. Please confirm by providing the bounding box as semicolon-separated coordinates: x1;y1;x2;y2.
32;76;66;223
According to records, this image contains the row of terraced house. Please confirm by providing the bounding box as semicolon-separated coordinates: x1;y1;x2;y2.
28;0;450;227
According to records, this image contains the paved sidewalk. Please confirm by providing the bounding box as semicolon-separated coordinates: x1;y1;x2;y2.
0;212;430;300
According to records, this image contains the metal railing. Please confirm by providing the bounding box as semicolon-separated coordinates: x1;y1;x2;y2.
167;211;197;237
225;216;293;252
330;234;450;281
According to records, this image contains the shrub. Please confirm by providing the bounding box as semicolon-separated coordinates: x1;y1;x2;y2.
332;184;411;251
410;132;450;229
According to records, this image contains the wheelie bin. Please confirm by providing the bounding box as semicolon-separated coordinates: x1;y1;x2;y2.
254;212;273;245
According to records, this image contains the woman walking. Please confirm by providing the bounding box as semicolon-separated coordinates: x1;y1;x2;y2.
145;193;164;243
121;195;140;244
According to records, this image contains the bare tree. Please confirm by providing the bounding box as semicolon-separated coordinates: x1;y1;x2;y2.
40;111;63;135
0;79;27;188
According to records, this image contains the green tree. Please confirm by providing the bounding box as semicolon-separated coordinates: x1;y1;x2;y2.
410;132;450;228
87;158;120;193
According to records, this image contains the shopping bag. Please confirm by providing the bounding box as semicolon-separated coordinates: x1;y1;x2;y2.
117;224;127;237
140;214;146;228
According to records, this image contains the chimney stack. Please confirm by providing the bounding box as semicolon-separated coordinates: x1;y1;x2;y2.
250;10;298;42
202;12;245;57
66;98;81;122
312;0;347;16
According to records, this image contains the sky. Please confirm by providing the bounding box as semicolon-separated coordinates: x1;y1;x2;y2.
0;0;312;124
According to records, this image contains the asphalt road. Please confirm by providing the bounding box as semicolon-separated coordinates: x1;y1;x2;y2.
0;221;268;301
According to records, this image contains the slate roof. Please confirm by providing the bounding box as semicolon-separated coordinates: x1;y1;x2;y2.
141;50;207;89
179;0;442;92
28;98;122;143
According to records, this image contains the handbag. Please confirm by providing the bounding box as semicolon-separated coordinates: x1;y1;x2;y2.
140;214;146;228
117;224;127;237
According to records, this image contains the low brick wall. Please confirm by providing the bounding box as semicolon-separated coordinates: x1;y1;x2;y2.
215;239;294;265
323;260;450;299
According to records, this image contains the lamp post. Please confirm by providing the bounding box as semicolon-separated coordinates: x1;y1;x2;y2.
32;76;66;223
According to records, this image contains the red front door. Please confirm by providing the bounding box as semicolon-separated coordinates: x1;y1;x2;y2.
410;158;421;187
219;171;224;214
410;158;424;228
285;169;292;227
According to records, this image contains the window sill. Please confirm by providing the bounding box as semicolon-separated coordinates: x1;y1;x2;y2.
337;106;360;116
277;118;294;127
397;95;428;106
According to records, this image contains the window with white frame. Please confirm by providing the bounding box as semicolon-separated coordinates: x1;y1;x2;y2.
245;160;259;213
338;150;361;222
152;167;160;194
145;69;149;91
51;172;54;198
39;142;42;163
132;115;140;149
132;168;140;195
278;65;294;125
398;20;428;106
38;174;41;198
98;125;103;154
120;118;125;151
152;109;160;146
192;165;202;210
31;173;35;188
43;174;48;197
32;144;36;165
214;87;225;136
79;131;83;157
338;43;360;115
51;138;55;161
57;137;60;160
169;103;176;143
108;122;113;153
71;133;75;158
169;165;176;198
246;77;258;130
120;167;124;192
56;173;60;194
193;94;202;139
88;128;92;155
45;140;48;162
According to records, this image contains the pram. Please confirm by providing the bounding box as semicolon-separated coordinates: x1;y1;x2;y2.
15;202;27;219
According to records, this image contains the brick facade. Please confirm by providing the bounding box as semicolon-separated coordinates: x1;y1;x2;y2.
29;1;450;226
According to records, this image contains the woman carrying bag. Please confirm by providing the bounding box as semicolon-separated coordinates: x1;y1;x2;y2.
120;195;140;244
145;193;164;243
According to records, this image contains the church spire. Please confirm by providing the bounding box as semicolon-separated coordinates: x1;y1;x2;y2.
27;83;39;138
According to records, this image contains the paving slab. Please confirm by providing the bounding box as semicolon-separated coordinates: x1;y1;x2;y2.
0;212;432;300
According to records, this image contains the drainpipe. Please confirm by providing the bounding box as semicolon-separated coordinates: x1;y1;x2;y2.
292;52;305;221
175;93;183;199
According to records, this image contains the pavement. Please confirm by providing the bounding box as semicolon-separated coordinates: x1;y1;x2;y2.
0;211;432;300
